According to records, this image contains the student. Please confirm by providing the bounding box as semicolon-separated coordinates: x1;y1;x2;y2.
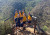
18;10;23;30
14;10;19;32
16;14;20;29
23;13;27;30
14;14;21;33
14;10;18;25
28;12;32;26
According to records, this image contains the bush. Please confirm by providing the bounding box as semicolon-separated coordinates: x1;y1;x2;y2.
42;26;48;31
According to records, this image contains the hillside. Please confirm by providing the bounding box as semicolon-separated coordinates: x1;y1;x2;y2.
0;0;41;20
0;0;42;35
31;0;50;33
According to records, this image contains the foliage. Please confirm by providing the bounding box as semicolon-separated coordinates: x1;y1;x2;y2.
31;0;50;32
1;0;50;34
0;0;41;20
42;26;48;31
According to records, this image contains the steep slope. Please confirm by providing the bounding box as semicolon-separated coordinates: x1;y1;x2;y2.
31;0;50;32
0;0;42;35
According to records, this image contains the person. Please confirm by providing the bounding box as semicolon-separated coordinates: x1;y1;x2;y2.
14;10;18;27
18;10;23;30
16;14;20;29
23;13;27;30
28;12;32;26
14;10;20;33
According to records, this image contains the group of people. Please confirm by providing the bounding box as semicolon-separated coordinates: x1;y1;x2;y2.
14;10;32;31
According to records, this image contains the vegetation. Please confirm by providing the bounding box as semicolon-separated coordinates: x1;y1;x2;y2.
31;0;50;32
0;0;50;35
42;26;48;31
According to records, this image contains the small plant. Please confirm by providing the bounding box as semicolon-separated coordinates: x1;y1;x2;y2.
42;26;48;31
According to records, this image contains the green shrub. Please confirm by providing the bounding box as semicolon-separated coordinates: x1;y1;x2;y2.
42;26;48;31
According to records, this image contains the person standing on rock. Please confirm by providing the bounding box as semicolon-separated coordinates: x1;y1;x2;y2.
23;13;27;30
28;12;32;26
